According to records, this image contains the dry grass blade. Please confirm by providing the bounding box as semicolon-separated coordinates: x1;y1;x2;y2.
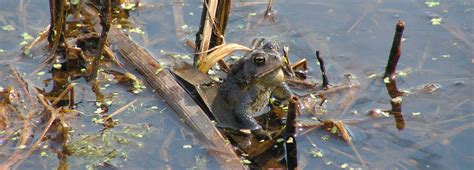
196;43;252;73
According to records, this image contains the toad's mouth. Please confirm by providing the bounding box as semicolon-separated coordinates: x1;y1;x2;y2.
254;64;283;79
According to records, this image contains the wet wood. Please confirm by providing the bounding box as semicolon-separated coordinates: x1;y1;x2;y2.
384;20;405;79
106;27;246;169
316;51;329;89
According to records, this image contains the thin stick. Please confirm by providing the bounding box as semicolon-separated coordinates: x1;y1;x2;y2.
103;99;137;120
316;51;329;89
51;83;74;106
384;20;405;79
96;0;111;59
9;67;35;109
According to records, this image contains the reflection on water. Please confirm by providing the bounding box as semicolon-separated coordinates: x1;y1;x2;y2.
0;0;472;169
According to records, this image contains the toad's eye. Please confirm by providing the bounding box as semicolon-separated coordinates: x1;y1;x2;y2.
253;55;266;65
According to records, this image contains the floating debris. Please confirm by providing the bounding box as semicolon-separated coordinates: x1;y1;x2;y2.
36;71;46;76
129;27;145;34
239;129;251;134
241;159;252;165
340;163;349;169
430;17;442;25
322;135;330;141
1;25;14;31
311;150;324;158
53;63;62;69
391;96;403;103
367;73;377;79
425;1;440;8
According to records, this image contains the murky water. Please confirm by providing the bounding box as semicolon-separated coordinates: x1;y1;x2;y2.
0;0;472;169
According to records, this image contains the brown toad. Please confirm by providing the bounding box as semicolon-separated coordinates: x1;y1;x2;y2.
218;39;292;138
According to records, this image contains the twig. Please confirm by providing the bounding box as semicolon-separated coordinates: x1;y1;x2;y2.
102;99;137;121
51;83;74;106
316;51;329;89
384;20;405;79
9;67;35;109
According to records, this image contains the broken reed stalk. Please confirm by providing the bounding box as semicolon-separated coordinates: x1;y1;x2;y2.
384;20;405;79
385;78;405;130
316;51;329;89
384;20;406;130
212;0;231;48
285;96;298;169
194;0;218;64
96;0;111;58
265;0;273;16
194;0;232;72
48;0;66;58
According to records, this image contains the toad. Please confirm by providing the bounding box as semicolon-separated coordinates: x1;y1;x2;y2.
218;39;292;139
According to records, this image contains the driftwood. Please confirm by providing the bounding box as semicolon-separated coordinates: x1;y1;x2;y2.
107;27;245;169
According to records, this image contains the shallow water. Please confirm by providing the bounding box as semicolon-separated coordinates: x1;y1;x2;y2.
0;0;472;169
